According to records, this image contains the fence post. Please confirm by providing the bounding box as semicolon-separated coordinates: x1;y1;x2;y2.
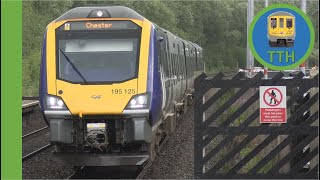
202;94;206;174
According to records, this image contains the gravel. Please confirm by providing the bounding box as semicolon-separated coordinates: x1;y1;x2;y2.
22;148;74;179
142;107;194;179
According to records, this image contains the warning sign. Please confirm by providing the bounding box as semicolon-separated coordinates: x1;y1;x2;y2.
260;86;286;123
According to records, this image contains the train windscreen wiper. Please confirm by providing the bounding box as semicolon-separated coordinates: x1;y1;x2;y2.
59;49;88;84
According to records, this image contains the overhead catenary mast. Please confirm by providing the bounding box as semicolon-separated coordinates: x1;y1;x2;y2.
265;0;268;7
246;0;254;78
264;0;268;79
299;0;307;75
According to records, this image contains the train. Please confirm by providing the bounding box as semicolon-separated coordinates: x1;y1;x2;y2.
39;6;204;166
268;11;295;47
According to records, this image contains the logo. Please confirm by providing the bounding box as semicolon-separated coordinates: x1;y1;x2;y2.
91;95;102;99
249;4;315;70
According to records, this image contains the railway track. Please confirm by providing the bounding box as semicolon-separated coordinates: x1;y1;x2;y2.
22;128;52;162
23;126;49;141
22;126;51;161
22;100;52;162
22;144;54;162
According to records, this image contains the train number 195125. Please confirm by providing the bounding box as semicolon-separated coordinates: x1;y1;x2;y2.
111;89;136;94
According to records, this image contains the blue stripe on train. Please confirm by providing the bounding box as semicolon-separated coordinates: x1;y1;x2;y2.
147;25;163;126
39;30;47;110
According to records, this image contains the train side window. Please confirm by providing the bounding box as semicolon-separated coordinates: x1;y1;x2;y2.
279;18;284;28
286;18;293;28
271;18;277;28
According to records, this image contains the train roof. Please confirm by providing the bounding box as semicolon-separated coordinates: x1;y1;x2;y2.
269;11;294;17
192;43;203;51
54;6;203;51
55;6;145;22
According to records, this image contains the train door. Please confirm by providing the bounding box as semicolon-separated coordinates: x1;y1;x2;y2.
279;17;285;36
182;41;189;92
194;47;199;72
181;43;187;95
189;45;195;88
164;33;173;113
173;42;180;104
177;43;184;99
156;32;166;110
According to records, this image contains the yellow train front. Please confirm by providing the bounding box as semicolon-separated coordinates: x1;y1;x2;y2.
39;6;204;166
268;11;295;47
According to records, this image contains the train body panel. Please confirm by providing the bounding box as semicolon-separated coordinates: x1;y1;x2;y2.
55;79;138;114
39;6;204;166
147;25;163;125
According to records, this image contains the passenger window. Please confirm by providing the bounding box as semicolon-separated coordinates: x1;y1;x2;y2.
280;18;284;28
286;18;293;28
271;18;277;28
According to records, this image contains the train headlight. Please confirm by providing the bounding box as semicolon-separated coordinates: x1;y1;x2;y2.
126;93;149;109
48;97;56;106
45;95;67;110
96;11;103;17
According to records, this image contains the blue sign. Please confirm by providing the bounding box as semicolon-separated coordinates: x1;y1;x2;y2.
249;4;315;70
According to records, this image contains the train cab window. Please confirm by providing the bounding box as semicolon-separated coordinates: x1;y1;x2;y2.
279;18;284;28
286;18;293;28
58;37;140;83
271;18;277;28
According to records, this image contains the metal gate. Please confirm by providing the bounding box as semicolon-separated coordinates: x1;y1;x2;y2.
194;72;318;179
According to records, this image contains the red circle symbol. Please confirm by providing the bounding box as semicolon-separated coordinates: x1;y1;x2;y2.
263;88;283;107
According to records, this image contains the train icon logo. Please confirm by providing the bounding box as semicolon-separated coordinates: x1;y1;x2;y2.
249;4;315;70
260;86;287;123
267;11;295;47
